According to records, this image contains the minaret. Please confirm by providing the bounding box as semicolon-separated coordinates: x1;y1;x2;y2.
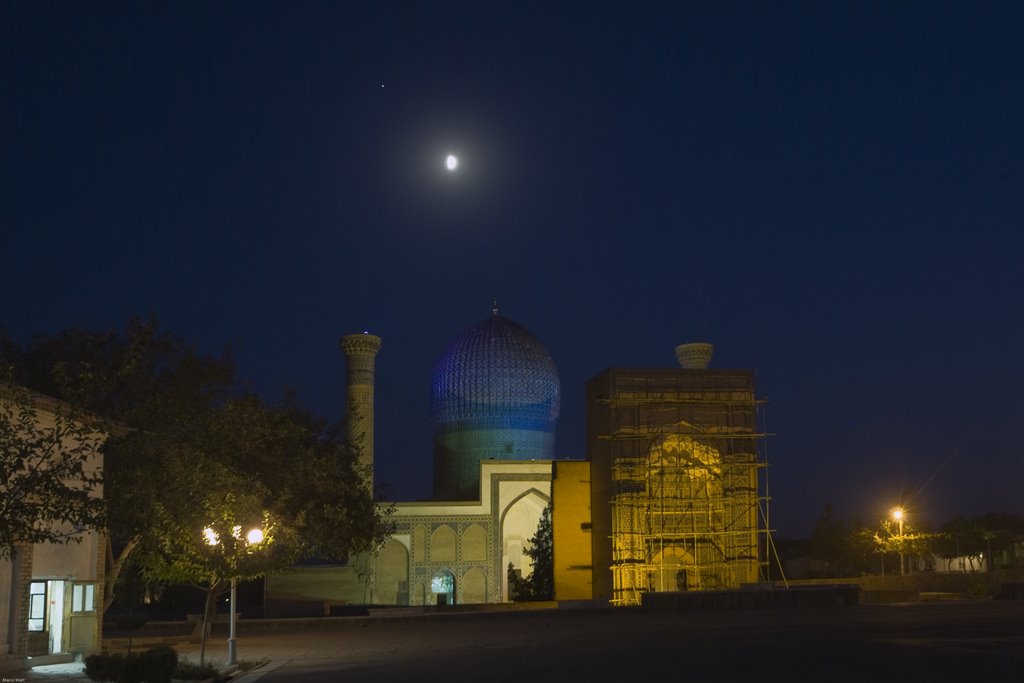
340;333;382;493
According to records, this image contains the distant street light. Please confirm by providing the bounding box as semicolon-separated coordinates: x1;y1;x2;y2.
891;507;905;576
203;524;265;665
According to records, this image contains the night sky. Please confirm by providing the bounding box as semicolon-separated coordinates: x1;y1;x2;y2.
3;2;1022;538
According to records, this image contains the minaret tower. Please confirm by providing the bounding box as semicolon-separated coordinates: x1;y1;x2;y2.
340;332;382;493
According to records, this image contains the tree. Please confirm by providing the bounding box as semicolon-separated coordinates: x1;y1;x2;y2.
1;317;237;607
509;505;553;601
932;514;1024;572
872;518;932;573
810;504;849;577
137;472;284;665
0;384;106;556
844;518;880;575
0;318;392;612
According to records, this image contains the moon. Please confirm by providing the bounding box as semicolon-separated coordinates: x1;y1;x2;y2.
446;154;458;171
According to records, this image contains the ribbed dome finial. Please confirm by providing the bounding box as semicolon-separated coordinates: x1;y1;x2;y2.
492;298;498;316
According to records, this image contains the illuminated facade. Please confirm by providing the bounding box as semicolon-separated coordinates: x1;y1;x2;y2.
587;344;768;606
266;323;767;613
266;312;559;613
374;460;552;606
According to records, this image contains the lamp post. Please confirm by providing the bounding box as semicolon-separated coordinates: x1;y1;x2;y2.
227;577;238;665
891;507;905;576
204;525;264;666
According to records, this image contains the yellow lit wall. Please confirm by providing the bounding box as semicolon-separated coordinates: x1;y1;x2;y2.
552;460;593;601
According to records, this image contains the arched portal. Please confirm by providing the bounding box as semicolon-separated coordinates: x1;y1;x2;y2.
431;569;456;606
500;488;550;600
649;546;697;592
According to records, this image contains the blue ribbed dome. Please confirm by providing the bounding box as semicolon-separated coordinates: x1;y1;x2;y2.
431;315;560;426
431;314;560;499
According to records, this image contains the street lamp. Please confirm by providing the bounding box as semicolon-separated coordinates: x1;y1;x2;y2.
891;507;905;576
203;524;264;666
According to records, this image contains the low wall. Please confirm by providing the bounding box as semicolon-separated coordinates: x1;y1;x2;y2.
642;585;860;612
783;567;1024;597
103;600;610;648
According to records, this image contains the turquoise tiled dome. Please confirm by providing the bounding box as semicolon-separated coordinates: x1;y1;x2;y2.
431;314;560;499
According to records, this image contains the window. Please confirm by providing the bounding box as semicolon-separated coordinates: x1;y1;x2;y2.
72;583;95;613
28;582;46;631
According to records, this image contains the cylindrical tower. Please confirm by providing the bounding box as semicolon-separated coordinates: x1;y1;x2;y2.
674;342;714;369
340;333;382;493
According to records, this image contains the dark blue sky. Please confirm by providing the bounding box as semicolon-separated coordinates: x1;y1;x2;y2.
3;2;1022;537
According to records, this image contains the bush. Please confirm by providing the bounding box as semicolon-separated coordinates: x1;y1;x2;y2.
85;652;125;682
173;659;219;680
967;581;989;597
137;646;178;683
83;647;178;683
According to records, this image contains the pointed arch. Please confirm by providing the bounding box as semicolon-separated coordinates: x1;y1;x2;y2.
429;525;457;563
461;567;487;604
500;488;551;600
375;538;410;605
462;523;487;562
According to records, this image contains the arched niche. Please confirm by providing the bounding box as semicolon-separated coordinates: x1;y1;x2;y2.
375;538;409;605
462;523;487;562
429;524;457;563
461;567;487;604
500;488;550;600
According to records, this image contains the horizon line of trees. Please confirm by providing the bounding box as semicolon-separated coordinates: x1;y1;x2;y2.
804;504;1024;577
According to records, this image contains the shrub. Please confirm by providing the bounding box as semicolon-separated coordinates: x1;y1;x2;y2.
83;647;178;683
134;646;178;683
173;659;219;680
85;652;125;682
967;581;989;597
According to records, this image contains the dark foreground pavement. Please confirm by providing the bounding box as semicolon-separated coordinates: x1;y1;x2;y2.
26;600;1024;682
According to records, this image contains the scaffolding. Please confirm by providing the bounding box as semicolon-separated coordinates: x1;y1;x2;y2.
597;370;770;606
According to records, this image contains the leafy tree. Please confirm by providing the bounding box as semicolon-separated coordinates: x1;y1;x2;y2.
932;514;1024;571
808;506;880;577
872;518;932;573
810;504;849;577
0;318;392;613
974;513;1024;569
0;384;106;556
1;317;236;606
139;476;282;665
845;519;880;575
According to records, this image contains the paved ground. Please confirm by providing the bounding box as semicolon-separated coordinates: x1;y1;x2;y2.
18;600;1024;682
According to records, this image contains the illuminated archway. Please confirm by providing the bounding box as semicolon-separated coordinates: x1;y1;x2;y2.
500;488;550;600
431;569;456;606
649;546;697;592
